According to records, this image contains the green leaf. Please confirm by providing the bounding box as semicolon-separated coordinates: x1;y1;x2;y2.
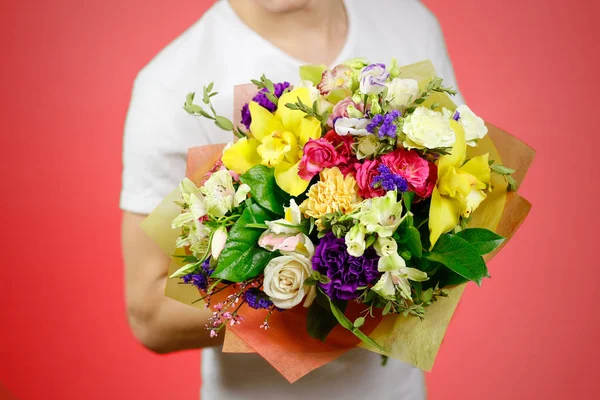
240;165;290;215
214;116;234;131
455;228;505;256
212;200;278;282
325;294;386;352
206;82;214;93
306;292;346;342
382;301;392;316
299;64;327;85
402;191;415;212
491;164;516;175
424;233;487;285
400;226;423;258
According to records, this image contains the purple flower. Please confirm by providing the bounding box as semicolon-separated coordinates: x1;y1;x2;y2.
241;81;291;129
372;164;409;192
359;64;390;95
244;288;273;310
182;257;214;290
312;233;380;301
366;110;401;138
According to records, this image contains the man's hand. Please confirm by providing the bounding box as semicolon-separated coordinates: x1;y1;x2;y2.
121;211;222;353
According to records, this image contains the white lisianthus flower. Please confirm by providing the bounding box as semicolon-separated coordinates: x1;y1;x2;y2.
454;105;488;146
334;117;370;136
402;107;456;150
200;169;250;218
374;236;398;257
263;253;316;309
385;78;420;110
359;63;390;95
372;253;429;300
345;224;367;257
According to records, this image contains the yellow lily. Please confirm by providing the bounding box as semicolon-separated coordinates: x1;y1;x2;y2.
221;88;321;196
429;120;491;247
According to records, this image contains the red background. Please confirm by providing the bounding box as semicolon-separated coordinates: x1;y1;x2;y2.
1;0;599;399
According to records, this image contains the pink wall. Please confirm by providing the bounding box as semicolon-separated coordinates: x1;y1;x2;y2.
1;0;598;399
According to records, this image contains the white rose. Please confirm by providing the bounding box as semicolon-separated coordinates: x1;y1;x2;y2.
455;105;488;146
385;78;420;109
402;107;456;150
262;253;316;309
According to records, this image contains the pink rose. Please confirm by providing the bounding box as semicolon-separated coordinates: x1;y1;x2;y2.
381;149;430;192
354;159;385;199
324;129;354;161
413;161;437;199
298;139;341;180
327;98;364;127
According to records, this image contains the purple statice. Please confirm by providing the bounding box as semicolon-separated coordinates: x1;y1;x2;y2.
366;110;401;138
452;110;461;121
240;81;291;129
244;288;273;310
312;233;380;301
366;114;384;133
372;164;409;192
182;257;214;291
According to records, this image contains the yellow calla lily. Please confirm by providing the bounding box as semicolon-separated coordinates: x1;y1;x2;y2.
429;120;492;247
221;88;321;195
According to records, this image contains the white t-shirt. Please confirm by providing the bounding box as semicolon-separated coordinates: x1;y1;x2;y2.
121;1;463;398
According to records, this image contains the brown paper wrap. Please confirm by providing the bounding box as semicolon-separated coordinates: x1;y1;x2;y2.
142;60;535;382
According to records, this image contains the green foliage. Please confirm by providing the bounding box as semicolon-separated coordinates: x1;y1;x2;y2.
183;84;244;138
212;200;278;282
424;233;487;285
306;291;346;342
455;228;505;256
240;165;290;216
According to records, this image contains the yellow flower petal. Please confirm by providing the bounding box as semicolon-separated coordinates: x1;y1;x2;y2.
459;153;491;189
275;88;312;132
221;138;262;174
249;101;283;141
281;131;300;163
257;132;291;167
429;187;461;248
275;160;311;196
438;167;472;198
296;117;322;147
438;120;467;175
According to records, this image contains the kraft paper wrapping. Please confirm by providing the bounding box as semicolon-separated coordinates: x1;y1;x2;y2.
141;60;535;382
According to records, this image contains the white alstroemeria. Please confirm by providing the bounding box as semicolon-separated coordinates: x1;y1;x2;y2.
372;253;429;300
179;177;200;203
345;224;367;257
453;105;488;146
354;191;406;237
171;193;208;229
259;200;315;258
334;117;370;136
211;226;228;260
374;236;398;257
200;169;250;218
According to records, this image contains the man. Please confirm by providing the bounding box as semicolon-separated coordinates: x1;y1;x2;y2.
121;0;463;398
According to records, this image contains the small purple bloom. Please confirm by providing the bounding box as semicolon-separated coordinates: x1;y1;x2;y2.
240;81;291;129
372;165;409;192
182;257;214;291
366;110;400;138
244;288;273;310
312;233;380;301
453;110;461;121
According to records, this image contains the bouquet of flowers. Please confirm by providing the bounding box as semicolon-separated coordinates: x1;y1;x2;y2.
142;60;534;382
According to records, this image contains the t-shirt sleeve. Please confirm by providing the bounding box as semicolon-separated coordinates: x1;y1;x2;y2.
424;6;466;106
120;74;197;215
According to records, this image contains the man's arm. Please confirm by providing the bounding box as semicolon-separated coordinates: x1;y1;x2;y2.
122;211;222;353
